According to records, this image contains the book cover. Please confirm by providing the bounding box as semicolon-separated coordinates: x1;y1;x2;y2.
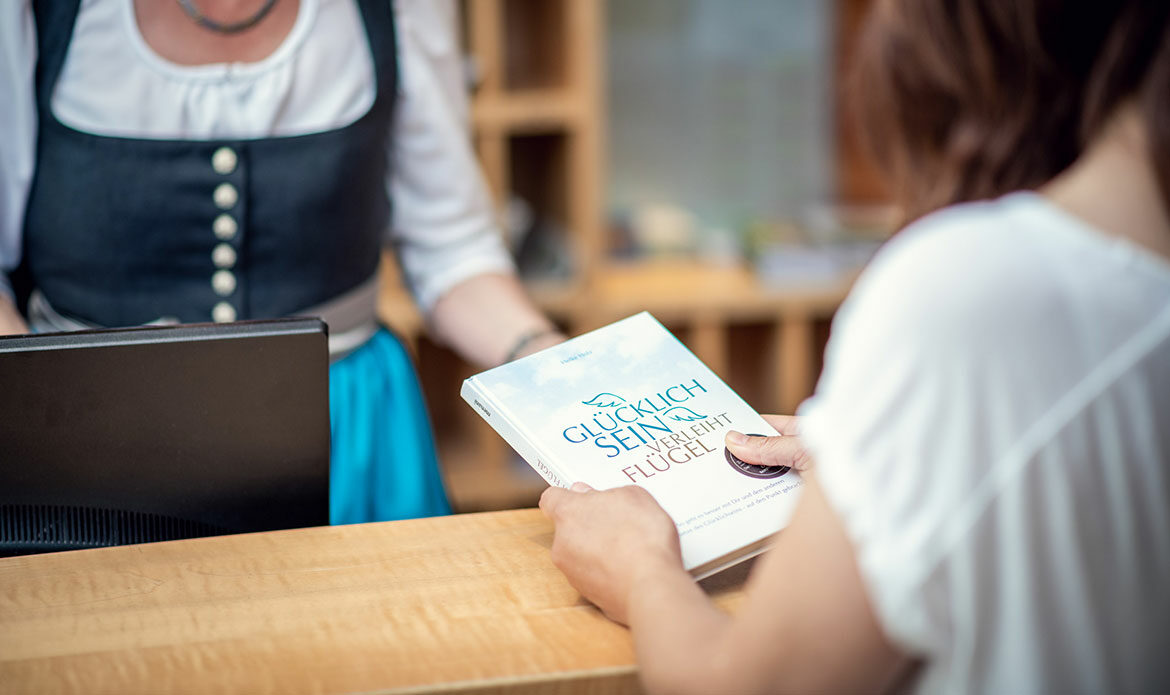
462;312;805;579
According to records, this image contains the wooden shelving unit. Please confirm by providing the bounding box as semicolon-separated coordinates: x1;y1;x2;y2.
466;0;605;284
379;1;878;513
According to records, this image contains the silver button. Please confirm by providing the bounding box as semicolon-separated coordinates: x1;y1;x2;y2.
211;269;237;296
212;243;237;269
213;214;238;240
213;182;238;210
212;302;237;323
211;146;238;175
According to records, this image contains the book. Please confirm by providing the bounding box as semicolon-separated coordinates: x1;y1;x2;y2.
462;311;805;579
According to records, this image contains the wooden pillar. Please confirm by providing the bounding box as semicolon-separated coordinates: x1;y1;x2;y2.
777;315;814;414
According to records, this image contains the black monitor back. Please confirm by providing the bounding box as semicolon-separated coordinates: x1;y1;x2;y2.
0;318;330;555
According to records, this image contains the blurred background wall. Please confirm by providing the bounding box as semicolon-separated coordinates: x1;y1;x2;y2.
607;0;830;244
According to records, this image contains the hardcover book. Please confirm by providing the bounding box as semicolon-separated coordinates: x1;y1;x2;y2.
462;312;805;579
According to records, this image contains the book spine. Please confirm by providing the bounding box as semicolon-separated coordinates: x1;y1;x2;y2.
460;378;571;489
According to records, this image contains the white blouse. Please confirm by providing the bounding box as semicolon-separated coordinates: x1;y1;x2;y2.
0;0;514;313
800;192;1170;693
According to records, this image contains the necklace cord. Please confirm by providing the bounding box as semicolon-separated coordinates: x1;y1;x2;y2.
175;0;279;34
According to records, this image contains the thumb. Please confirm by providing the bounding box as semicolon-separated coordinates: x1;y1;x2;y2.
539;485;569;518
724;431;812;471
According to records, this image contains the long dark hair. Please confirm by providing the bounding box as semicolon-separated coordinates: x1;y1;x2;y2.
853;0;1170;223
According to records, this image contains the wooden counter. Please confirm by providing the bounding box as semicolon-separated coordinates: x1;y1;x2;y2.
0;509;748;694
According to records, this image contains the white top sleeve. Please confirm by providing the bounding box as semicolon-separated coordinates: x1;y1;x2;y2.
797;193;1170;693
387;0;514;312
0;0;36;301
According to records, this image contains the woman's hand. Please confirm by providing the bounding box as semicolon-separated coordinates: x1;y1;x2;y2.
724;414;813;471
539;482;683;625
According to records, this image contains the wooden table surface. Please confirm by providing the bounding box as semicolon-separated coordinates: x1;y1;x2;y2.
0;509;749;694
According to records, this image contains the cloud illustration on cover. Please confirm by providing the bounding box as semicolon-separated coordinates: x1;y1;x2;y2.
663;406;707;422
582;392;626;407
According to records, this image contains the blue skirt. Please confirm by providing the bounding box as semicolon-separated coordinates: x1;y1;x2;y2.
328;328;452;524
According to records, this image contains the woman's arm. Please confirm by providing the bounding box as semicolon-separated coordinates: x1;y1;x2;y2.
429;272;563;367
540;474;910;695
0;294;29;335
0;0;36;322
387;0;563;366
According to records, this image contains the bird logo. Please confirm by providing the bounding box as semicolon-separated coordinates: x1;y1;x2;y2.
662;406;707;422
582;392;626;407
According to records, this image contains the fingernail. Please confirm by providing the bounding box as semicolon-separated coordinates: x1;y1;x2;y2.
570;481;592;492
726;431;748;446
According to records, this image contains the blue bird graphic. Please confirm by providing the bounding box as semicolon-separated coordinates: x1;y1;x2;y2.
663;406;707;422
582;392;626;407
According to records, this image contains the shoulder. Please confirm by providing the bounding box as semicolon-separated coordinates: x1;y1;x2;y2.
393;0;457;45
803;192;1110;559
797;194;1089;651
0;2;34;67
835;192;1086;361
391;0;462;94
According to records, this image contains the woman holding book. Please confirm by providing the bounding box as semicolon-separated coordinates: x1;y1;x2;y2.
0;0;563;524
540;2;1170;692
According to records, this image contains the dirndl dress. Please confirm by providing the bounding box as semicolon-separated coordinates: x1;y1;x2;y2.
23;0;453;524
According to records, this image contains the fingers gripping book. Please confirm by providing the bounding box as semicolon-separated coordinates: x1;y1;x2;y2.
462;312;805;579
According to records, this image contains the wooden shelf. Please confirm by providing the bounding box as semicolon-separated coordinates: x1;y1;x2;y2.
583;260;852;323
382;1;869;514
472;91;582;133
579;261;851;419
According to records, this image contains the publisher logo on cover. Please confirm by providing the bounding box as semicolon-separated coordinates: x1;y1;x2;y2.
724;434;789;479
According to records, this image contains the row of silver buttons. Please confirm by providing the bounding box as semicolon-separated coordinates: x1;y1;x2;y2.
210;146;239;323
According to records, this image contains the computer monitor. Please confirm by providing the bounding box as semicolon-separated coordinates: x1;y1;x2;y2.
0;318;331;555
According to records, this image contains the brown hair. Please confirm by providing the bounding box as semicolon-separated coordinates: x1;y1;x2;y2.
853;0;1170;223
